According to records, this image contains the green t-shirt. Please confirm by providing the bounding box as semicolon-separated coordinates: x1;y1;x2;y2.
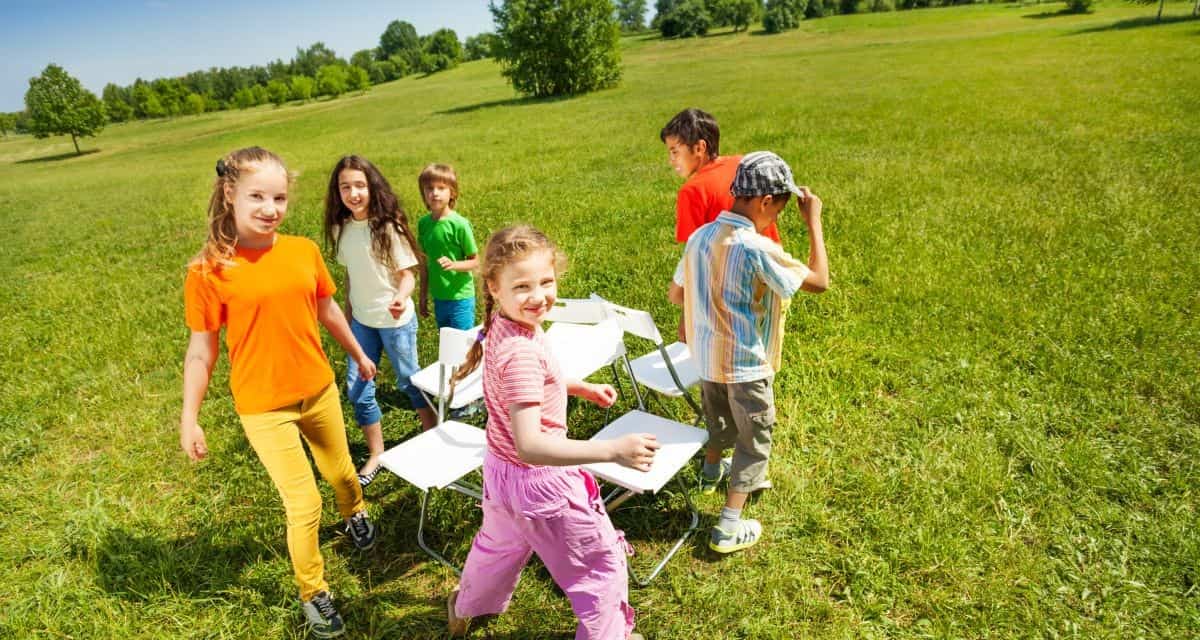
417;210;479;301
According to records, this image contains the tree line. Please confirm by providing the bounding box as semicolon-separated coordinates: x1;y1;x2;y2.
2;20;499;140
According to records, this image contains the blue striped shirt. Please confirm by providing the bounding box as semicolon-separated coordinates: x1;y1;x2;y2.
674;212;810;383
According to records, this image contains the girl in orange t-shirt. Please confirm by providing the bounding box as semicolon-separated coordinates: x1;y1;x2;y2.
179;146;377;638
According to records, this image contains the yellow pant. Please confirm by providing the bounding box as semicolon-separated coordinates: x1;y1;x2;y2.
238;383;364;601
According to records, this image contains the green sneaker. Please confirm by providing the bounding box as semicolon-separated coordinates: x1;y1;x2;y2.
699;457;732;494
301;591;345;638
709;519;763;554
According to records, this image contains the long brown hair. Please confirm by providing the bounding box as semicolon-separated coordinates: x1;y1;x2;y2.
448;225;567;392
190;146;287;271
323;155;424;275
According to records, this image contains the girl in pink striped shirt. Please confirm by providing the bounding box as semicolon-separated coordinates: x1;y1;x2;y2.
445;226;659;640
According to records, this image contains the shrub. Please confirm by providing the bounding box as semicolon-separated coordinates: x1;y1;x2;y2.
491;0;622;97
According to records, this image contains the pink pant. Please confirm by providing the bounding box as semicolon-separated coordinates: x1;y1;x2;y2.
455;453;636;640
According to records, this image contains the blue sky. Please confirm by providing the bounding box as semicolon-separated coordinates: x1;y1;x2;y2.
0;1;503;112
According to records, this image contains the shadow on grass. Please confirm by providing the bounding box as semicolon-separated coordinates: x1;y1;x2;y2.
14;148;100;164
1023;8;1086;19
78;523;291;603
1072;13;1198;33
436;93;573;115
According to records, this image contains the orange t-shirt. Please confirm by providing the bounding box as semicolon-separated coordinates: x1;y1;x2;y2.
184;235;337;415
675;154;782;244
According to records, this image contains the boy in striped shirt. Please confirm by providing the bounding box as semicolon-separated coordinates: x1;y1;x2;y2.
670;151;830;554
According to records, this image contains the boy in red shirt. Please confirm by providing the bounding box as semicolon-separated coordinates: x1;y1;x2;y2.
660;108;782;244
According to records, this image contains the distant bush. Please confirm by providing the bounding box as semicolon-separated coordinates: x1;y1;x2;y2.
1064;0;1093;12
657;0;713;37
763;0;805;31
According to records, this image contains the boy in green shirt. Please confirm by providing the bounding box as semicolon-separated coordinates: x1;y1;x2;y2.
416;163;479;330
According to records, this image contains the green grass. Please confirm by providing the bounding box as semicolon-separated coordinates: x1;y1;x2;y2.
2;2;1198;638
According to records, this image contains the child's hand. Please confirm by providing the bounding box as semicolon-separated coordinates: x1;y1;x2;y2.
437;256;455;271
610;433;659;472
388;296;406;319
355;354;378;380
180;422;208;461
797;187;822;224
581;383;617;408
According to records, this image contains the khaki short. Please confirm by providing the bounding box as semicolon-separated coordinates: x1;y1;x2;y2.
700;376;776;493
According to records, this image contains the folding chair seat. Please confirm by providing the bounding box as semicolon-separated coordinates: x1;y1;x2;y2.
377;420;486;575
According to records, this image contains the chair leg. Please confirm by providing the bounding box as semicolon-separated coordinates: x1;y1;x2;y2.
416;489;463;576
606;477;702;588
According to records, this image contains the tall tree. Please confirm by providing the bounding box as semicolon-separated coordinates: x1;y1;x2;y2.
617;0;649;30
293;42;340;77
464;33;499;60
422;28;463;73
491;0;623;97
24;64;106;154
101;83;134;122
379;20;421;58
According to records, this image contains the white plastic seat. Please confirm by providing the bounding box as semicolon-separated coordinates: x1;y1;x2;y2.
377;420;487;574
409;326;484;423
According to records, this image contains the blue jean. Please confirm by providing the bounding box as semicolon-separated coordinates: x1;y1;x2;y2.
433;296;476;330
346;316;428;426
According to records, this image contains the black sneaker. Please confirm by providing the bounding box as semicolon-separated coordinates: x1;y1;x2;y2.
301;591;345;638
345;510;376;551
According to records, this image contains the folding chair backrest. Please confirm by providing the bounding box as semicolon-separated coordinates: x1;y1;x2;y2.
590;295;663;345
545;297;608;325
438;326;478;367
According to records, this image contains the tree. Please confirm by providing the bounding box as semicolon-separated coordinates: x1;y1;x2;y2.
379;20;421;58
421;28;463;73
290;75;315;102
763;0;804;31
350;49;376;70
368;61;395;84
724;0;762;30
491;0;623;98
102;83;134;123
0;113;14;137
182;92;206;115
233;87;256;109
657;0;712;37
347;66;371;92
24;64;106;154
267;79;291;106
131;82;165;119
293;42;341;77
316;64;349;97
617;0;649;30
464;33;499;60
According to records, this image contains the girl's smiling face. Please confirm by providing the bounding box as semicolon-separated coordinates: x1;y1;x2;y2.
228;161;288;247
338;168;370;220
488;249;558;330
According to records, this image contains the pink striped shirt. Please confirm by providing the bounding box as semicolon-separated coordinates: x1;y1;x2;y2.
482;314;568;467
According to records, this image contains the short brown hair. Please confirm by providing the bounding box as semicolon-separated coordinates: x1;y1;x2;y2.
417;163;459;209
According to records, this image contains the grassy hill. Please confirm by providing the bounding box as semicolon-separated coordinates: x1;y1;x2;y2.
1;2;1197;638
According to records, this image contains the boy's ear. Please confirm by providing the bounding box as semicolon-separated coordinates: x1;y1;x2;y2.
693;139;708;157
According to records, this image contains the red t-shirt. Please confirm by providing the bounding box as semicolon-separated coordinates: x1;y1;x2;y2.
675;155;782;244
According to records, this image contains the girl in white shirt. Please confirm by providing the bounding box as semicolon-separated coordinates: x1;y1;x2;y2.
323;155;437;486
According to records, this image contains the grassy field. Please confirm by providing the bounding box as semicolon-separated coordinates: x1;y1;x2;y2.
2;2;1198;638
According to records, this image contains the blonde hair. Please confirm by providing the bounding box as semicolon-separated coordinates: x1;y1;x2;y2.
448;225;567;394
417;163;460;210
190;146;288;271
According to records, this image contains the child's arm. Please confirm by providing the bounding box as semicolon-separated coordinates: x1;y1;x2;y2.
388;268;417;319
797;188;829;293
316;296;378;380
510;402;659;469
180;330;218;461
566;380;617;407
436;254;478;273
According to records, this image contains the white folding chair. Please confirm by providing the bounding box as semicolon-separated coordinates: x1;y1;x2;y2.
544;297;628;403
409;326;484;424
590;295;703;426
377;420;486;575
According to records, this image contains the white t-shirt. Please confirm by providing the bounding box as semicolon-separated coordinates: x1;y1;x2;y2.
336;218;419;329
